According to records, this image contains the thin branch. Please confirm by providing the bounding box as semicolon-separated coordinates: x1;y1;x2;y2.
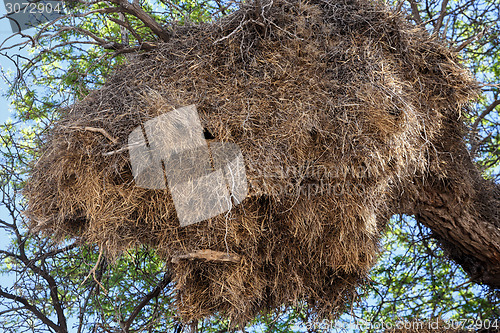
441;15;451;39
121;272;172;332
472;100;500;132
474;132;493;152
213;0;231;15
0;306;26;316
102;140;148;156
16;238;68;332
33;243;79;262
52;24;156;53
102;146;129;156
0;287;60;332
52;26;110;46
113;42;157;53
479;82;500;88
107;16;144;44
408;0;423;25
77;284;96;333
80;249;108;294
433;0;449;35
470;99;500;155
118;13;130;46
454;27;488;52
0;218;15;229
0;249;22;261
33;7;123;44
395;0;404;13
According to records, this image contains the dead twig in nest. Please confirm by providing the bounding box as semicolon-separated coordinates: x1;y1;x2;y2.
65;126;119;144
171;250;241;264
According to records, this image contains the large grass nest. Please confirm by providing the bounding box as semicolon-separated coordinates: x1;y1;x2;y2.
25;0;477;325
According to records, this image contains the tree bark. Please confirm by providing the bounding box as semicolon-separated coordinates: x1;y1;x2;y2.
400;120;500;289
414;175;500;288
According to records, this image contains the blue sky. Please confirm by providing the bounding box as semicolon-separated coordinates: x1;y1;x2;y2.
0;9;32;301
0;18;16;122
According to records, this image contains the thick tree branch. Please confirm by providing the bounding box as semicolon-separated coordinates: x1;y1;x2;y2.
400;123;500;288
413;179;500;288
109;0;171;42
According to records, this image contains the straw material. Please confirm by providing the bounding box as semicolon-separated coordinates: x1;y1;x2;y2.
25;0;478;325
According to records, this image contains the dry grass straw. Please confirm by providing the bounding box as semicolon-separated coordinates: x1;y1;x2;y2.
25;0;478;325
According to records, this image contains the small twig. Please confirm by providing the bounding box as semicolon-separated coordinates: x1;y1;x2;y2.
102;140;147;156
80;250;108;295
102;146;129;156
65;126;119;144
394;0;404;13
171;249;241;264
